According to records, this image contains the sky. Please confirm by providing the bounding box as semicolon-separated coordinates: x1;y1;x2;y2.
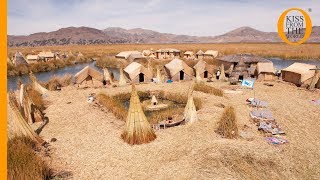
8;0;320;36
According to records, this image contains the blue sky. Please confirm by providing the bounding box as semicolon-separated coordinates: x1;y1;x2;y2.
8;0;320;36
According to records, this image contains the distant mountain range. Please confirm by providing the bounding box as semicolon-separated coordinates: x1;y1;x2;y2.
7;26;320;47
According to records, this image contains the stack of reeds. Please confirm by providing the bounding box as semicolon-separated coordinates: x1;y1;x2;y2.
216;106;238;139
121;85;156;145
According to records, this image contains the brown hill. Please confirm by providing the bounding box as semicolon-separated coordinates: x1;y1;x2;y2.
7;26;320;47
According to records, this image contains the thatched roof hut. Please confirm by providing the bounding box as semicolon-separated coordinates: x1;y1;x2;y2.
193;60;215;79
256;62;275;81
124;62;153;83
127;53;146;62
204;50;218;58
196;50;204;59
74;66;103;87
26;55;39;64
121;85;156;145
13;51;28;66
115;51;141;60
183;51;194;59
282;63;316;86
164;59;194;81
155;48;181;59
219;54;270;64
38;51;55;61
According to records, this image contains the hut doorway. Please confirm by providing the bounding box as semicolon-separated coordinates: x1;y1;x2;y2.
180;70;184;80
139;73;145;82
239;75;244;81
204;71;208;78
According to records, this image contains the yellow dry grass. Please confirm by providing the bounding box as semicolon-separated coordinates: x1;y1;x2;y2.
8;43;320;60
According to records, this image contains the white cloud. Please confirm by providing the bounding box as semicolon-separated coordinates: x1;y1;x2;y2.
8;0;320;36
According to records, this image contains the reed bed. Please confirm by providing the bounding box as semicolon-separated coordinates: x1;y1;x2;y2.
194;83;224;97
8;136;51;180
216;106;238;139
8;43;320;60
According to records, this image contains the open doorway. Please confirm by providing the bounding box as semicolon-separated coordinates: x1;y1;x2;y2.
204;71;208;78
239;75;244;81
139;73;144;82
179;70;184;80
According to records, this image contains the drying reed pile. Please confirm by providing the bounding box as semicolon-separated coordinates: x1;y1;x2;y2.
121;85;156;145
216;106;238;139
44;74;72;90
8;136;51;180
194;83;224;97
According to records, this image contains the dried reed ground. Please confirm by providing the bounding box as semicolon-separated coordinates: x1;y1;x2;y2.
11;81;320;179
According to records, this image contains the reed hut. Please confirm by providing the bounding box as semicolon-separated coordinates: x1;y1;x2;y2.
196;50;204;59
13;51;28;66
219;53;270;67
155;48;181;59
183;51;194;59
26;55;39;64
204;50;219;59
121;85;156;145
74;66;103;87
115;51;141;60
38;51;55;61
282;63;316;86
193;60;214;80
124;62;153;83
255;62;275;81
164;59;194;81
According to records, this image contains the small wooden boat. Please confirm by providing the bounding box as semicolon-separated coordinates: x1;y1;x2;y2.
158;116;184;128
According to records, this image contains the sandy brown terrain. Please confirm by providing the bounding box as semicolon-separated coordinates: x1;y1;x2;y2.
10;81;320;179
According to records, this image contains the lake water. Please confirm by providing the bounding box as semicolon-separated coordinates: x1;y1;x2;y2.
7;61;120;91
6;59;320;91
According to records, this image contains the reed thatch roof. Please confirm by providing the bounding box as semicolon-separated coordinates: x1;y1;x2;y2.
38;51;55;58
116;51;141;59
219;54;270;63
13;51;28;65
74;66;103;84
26;55;39;60
121;85;156;145
282;63;316;82
127;53;146;61
184;51;194;55
155;48;180;53
142;50;154;56
164;58;194;77
256;62;275;74
196;50;204;55
193;60;214;75
204;50;219;57
124;62;153;81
